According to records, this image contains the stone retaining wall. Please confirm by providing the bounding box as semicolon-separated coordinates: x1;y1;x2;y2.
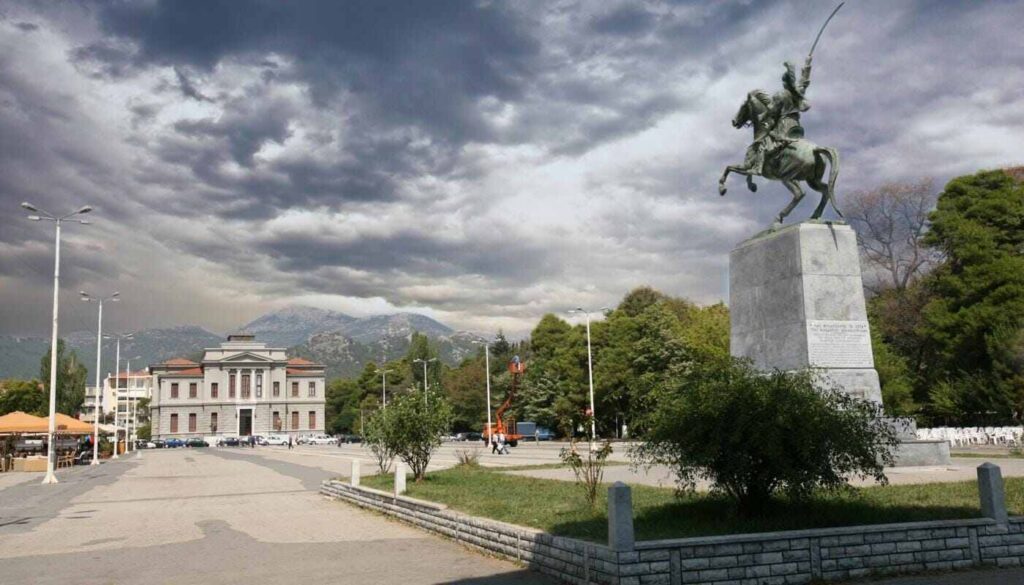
320;480;617;584
320;462;1022;584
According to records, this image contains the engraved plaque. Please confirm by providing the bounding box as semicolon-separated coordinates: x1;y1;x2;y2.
806;320;874;368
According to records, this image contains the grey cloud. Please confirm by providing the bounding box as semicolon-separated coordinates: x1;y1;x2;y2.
173;66;211;102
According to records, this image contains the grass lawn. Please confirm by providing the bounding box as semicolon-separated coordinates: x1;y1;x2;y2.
362;465;1024;543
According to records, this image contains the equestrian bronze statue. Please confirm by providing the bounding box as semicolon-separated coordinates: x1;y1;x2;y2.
718;3;845;227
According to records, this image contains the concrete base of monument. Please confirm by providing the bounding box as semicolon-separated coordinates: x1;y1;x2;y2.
884;416;952;467
730;221;883;404
893;439;952;467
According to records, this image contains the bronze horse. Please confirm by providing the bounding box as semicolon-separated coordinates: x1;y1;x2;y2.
718;97;842;227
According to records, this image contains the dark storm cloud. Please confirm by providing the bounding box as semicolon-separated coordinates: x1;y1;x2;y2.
0;0;1021;337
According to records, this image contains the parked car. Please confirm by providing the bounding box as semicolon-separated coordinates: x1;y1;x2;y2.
338;434;362;444
534;427;556;441
265;435;288;446
253;435;267;446
217;436;241;447
305;434;335;445
164;438;186;448
185;438;209;448
456;431;482;442
152;439;166;449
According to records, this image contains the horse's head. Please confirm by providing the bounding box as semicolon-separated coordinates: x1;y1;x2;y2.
732;101;750;129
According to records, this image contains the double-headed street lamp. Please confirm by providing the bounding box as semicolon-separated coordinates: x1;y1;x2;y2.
470;339;494;439
412;358;438;406
81;291;120;465
22;202;92;485
108;333;133;458
380;368;394;408
568;307;609;442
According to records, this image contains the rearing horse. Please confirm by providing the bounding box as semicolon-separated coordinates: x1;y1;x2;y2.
718;97;843;227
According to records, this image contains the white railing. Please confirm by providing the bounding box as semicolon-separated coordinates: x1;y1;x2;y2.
916;426;1023;447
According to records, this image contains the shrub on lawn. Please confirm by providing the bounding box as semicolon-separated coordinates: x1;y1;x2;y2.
632;355;899;515
364;408;398;474
560;435;614;507
455;448;481;467
380;390;454;481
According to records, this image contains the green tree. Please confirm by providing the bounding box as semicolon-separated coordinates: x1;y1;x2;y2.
406;332;442;391
379;390;454;481
0;379;47;416
325;378;361;434
633;356;898;515
920;169;1024;421
363;406;398;474
441;358;487;432
39;340;88;416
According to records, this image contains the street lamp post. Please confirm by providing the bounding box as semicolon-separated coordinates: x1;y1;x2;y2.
413;358;438;406
112;338;121;459
470;339;493;438
568;307;609;442
22;201;92;484
123;356;140;454
82;291;119;465
380;368;393;408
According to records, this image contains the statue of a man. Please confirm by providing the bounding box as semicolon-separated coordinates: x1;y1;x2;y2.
735;55;813;175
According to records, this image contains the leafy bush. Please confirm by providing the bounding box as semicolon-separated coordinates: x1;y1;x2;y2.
363;408;398;474
632;356;899;515
376;390;454;481
559;435;613;507
454;448;481;467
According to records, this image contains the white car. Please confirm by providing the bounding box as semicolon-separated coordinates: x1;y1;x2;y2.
265;435;288;446
305;434;336;445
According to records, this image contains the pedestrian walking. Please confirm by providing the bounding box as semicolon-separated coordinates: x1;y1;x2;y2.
288;435;293;450
490;433;498;454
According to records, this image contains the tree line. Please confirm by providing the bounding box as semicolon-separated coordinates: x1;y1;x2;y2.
328;167;1023;433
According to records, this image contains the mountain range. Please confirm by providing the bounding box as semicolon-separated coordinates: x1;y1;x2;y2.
0;307;486;382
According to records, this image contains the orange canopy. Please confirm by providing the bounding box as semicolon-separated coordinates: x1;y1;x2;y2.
0;411;49;434
51;413;94;435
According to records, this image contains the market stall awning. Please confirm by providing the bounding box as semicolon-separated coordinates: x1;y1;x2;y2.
51;413;95;435
0;411;48;434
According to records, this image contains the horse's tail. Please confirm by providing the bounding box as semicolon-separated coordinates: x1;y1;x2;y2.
816;146;843;218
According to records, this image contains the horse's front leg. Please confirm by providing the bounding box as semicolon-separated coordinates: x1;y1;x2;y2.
719;165;749;196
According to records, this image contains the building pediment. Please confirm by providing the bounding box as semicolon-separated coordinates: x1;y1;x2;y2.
215;352;276;363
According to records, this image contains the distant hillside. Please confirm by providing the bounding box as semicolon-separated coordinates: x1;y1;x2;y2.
0;307;486;383
289;313;485;379
0;326;223;383
240;306;355;348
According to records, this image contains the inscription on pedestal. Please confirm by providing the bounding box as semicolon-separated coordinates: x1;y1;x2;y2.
806;320;873;368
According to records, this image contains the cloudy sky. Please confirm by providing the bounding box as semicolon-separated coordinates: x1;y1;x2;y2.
0;0;1021;338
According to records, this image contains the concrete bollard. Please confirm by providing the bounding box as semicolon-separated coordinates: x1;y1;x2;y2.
607;481;635;551
978;463;1008;524
350;459;361;487
394;462;407;496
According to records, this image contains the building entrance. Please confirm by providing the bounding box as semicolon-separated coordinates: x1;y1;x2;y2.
239;409;253;436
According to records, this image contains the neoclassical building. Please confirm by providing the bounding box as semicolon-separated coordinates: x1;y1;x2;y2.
148;334;326;440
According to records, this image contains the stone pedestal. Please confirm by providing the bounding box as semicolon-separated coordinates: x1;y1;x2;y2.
730;221;881;404
729;221;949;466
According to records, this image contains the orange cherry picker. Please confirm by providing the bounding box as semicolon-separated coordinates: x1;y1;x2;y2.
483;355;526;448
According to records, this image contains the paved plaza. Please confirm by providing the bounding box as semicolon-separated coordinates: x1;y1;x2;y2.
0;447;554;585
2;443;1024;584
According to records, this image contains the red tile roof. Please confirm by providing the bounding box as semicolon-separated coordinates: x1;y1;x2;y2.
162;358;198;366
286;367;322;375
287;357;315;365
166;367;203;376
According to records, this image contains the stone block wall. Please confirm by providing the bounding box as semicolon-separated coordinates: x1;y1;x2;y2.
321;480;1023;585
